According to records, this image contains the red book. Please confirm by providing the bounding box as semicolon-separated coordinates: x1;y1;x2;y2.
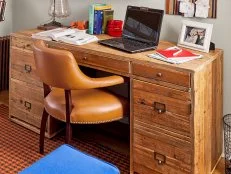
156;47;201;59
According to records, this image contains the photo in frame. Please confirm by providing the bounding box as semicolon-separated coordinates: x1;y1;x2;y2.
178;20;213;53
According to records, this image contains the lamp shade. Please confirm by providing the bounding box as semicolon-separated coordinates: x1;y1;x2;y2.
48;0;71;18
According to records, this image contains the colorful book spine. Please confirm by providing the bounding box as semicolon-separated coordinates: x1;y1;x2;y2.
93;10;103;35
102;10;114;34
88;3;106;34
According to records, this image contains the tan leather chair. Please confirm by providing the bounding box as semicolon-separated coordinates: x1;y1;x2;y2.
33;40;128;154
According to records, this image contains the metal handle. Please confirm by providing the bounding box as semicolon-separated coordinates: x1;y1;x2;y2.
154;152;166;165
24;101;32;110
153;102;166;114
24;64;32;73
156;72;162;78
82;56;87;60
22;44;30;49
139;99;146;105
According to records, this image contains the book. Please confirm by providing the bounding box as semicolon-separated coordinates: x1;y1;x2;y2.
148;46;203;64
93;5;112;35
94;5;112;11
32;28;98;45
32;28;79;41
93;10;104;35
102;10;114;34
88;3;106;35
156;46;202;59
57;32;98;45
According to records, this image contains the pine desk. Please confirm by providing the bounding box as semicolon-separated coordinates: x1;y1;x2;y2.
10;29;223;174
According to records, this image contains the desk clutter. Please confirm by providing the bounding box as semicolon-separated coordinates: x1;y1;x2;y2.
88;3;123;36
32;28;98;45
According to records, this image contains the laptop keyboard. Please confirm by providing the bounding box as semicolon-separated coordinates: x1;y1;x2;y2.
106;38;152;48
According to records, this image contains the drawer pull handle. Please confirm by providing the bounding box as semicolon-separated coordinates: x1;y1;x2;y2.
24;101;32;110
154;152;166;165
82;56;87;60
156;72;162;77
139;99;146;105
22;44;30;49
24;64;32;73
154;102;166;114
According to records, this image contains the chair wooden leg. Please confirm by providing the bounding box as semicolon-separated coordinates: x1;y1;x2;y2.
65;89;72;144
65;121;72;144
39;109;49;154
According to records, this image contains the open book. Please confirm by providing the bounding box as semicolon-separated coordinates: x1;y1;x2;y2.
32;28;98;45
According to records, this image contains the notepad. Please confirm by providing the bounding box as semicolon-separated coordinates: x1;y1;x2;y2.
156;46;201;59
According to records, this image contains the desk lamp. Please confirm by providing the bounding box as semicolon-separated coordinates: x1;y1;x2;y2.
38;0;71;30
0;0;6;22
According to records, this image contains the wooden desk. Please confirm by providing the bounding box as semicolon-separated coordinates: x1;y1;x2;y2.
10;29;223;174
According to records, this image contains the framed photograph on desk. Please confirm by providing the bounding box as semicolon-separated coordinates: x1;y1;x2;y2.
178;20;213;53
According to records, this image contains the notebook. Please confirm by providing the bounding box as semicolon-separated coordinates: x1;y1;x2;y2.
98;6;164;53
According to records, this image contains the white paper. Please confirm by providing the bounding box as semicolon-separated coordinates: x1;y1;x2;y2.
195;5;209;18
183;2;195;17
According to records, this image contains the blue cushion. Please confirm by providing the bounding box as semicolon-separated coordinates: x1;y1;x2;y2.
19;144;120;174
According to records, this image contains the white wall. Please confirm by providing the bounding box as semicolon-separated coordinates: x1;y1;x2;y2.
12;0;231;115
0;0;12;36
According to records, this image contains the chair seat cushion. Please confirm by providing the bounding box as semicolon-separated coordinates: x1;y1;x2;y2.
44;88;128;123
19;144;120;174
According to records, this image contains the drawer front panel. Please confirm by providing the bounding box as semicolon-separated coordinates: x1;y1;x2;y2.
133;125;192;174
133;63;191;87
133;79;191;101
11;47;42;87
10;79;44;128
133;145;191;174
10;104;42;129
134;104;190;137
11;36;33;51
73;51;130;74
133;89;191;117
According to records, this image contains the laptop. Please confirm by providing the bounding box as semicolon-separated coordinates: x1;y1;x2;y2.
98;6;164;53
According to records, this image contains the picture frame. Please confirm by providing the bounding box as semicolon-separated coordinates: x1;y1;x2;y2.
0;0;6;22
178;20;213;53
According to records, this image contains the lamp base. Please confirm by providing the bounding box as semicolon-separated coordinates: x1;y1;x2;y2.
37;20;63;31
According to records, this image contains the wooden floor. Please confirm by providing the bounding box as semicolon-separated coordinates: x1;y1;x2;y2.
0;90;225;173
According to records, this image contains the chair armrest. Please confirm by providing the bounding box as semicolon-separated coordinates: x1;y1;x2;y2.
89;75;125;88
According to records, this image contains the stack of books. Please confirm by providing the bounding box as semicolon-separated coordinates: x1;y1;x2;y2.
148;46;203;64
32;28;98;45
88;3;114;35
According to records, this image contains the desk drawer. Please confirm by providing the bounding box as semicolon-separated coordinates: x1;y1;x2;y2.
133;146;191;174
133;80;191;137
10;79;44;128
132;63;191;87
73;51;130;74
133;126;192;174
10;47;42;87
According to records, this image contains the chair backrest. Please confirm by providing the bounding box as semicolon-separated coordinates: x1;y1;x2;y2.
33;40;95;90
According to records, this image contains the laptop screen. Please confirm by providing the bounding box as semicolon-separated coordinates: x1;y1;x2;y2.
123;6;164;45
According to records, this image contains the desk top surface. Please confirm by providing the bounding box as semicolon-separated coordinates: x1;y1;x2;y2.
11;29;223;73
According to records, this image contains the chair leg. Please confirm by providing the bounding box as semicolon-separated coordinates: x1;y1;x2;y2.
65;119;72;144
39;109;49;154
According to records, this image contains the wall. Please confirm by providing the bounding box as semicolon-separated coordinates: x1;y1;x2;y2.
12;0;231;115
0;0;12;36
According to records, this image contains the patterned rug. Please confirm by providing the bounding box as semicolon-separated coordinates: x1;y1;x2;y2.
0;105;129;174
